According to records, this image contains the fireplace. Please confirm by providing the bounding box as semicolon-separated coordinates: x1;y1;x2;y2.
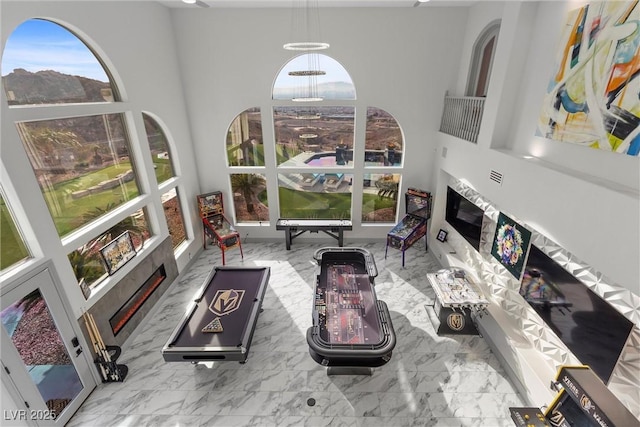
109;265;166;336
80;236;178;349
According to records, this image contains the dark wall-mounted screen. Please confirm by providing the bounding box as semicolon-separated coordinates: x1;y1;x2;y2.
521;245;634;383
445;186;484;251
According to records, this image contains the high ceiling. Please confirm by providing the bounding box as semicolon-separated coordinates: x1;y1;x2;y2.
158;0;477;8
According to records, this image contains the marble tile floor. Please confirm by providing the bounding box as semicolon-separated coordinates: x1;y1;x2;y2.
67;241;524;427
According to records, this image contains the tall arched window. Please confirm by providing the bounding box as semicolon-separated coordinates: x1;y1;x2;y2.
264;53;405;224
466;21;500;97
225;108;269;223
2;19;153;294
272;54;357;220
142;113;188;250
2;18;116;105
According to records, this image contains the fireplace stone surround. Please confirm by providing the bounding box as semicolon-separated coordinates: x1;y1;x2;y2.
78;236;179;355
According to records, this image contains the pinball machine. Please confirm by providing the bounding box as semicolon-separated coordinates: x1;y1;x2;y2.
197;191;243;265
385;187;432;267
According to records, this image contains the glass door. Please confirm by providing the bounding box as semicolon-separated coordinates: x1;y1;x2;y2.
1;267;95;425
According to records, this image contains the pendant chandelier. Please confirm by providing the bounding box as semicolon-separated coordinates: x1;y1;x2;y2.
284;0;329;102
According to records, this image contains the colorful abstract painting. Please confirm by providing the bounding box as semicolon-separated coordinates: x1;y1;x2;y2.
537;1;640;156
490;212;532;280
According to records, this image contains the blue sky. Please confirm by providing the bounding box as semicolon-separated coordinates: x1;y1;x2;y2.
1;19;109;82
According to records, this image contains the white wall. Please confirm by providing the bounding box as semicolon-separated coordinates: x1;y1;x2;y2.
430;0;639;416
434;0;639;294
170;6;468;241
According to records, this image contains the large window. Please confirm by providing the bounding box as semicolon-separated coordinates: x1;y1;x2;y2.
274;106;355;167
2;19;162;296
17;114;141;237
269;54;404;223
67;210;150;290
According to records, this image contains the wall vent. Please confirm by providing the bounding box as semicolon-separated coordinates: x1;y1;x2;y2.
489;169;503;185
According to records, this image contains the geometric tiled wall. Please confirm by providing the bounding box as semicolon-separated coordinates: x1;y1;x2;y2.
448;178;640;418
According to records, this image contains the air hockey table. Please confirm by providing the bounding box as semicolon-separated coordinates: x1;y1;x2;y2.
426;268;488;335
162;266;270;363
276;219;352;250
307;247;396;375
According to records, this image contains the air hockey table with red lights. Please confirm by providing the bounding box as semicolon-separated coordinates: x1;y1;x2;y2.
307;247;396;375
162;266;270;363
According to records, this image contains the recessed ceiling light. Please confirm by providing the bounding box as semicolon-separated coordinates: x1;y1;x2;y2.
182;0;197;4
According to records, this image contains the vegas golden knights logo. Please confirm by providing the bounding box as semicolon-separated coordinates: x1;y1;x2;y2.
548;409;565;427
209;289;245;317
447;313;465;331
202;289;245;333
580;394;593;411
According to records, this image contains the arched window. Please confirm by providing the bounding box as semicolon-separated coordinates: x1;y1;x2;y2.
2;18;116;105
143;113;176;184
2;18;153;295
273;53;355;101
221;53;406;225
142;113;187;250
466;21;500;97
272;54;357;221
226;108;264;167
225;108;269;224
364;107;403;167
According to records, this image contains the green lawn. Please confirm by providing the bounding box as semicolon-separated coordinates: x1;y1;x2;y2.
278;187;351;219
1;158;169;263
153;157;174;184
362;192;396;215
42;162;140;236
1;201;30;270
277;187;397;219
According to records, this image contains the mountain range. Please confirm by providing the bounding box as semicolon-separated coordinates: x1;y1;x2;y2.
2;68;110;105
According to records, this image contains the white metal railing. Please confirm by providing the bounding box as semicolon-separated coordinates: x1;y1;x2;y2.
439;95;485;143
